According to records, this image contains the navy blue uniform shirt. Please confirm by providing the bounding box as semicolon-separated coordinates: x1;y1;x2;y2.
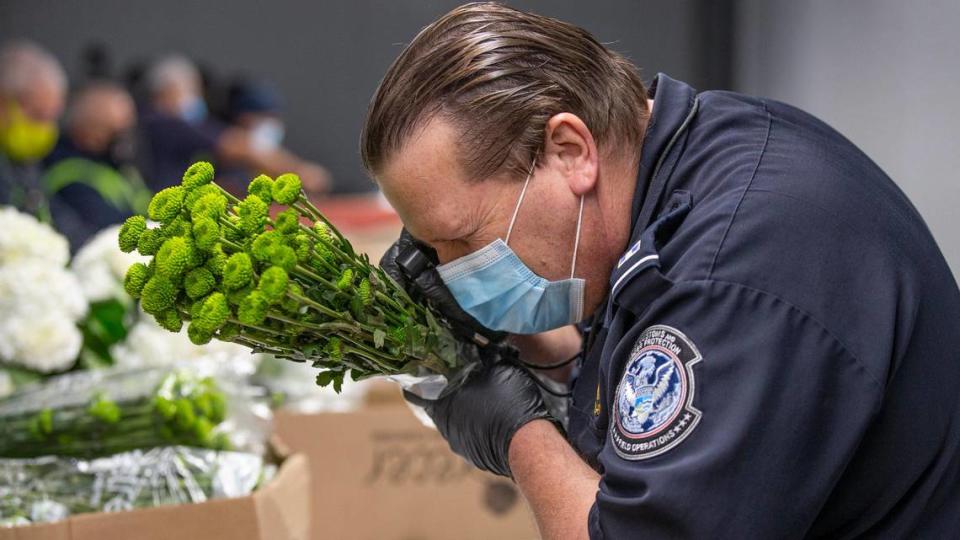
568;74;960;539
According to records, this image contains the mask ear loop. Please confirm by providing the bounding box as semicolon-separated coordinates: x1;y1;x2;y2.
505;157;538;245
570;194;584;279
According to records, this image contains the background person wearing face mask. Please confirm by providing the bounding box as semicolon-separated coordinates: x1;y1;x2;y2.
0;41;67;217
369;4;960;539
42;82;150;250
140;56;331;197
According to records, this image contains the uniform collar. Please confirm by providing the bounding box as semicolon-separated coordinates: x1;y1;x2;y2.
630;74;699;232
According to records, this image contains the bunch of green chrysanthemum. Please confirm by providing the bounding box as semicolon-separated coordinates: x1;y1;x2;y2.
0;372;230;458
118;162;460;392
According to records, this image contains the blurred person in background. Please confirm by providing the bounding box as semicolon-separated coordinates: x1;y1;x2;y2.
140;56;330;196
0;41;66;216
43;82;150;250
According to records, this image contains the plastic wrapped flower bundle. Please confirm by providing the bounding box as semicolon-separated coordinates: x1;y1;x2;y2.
0;446;265;526
118;162;460;392
0;369;231;458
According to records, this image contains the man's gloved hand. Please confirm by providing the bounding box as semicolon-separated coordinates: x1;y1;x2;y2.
380;229;505;347
405;359;558;478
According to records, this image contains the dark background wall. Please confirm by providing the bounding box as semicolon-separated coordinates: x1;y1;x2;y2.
0;0;733;193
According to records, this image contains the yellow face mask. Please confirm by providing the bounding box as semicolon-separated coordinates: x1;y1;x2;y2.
0;101;58;163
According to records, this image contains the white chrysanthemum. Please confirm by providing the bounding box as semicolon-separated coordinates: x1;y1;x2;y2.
0;206;69;266
1;311;83;373
0;261;87;321
71;225;147;302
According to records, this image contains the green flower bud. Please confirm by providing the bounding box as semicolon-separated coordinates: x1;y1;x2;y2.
312;221;337;245
174;397;196;430
226;284;254;306
154;396;177;420
184;267;216;299
205;243;228;276
191;192;228;221
141;275;178;314
187;321;214;345
118;215;146;253
147;186;185;223
193;417;215;445
258;266;289;304
155;236;191;278
357;278;372;306
326;337;343;361
337;268;354;291
124;262;150;298
137;227;162;256
294;234;311;262
274;209;299;234
238;290;269;325
184;183;220;210
272;173;302;204
182;161;215;190
251;230;283;261
155;308;184;332
238;194;269;236
194;292;230;333
248;174;274;203
281;282;302;313
223;252;253;290
272;245;298;271
88;394;121;424
192;216;220;252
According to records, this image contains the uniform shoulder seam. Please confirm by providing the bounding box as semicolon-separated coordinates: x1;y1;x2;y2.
671;278;885;391
707;103;772;278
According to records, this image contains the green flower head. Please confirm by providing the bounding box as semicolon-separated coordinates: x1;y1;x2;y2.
337;268;354;291
281;282;302;313
358;278;372;306
184;183;220;210
205;243;228;276
312;221;337;244
272;173;302;204
238;194;269;235
154;396;177;420
147;186;185;223
223;252;254;290
160;215;191;239
191;192;228;221
155;236;191;278
258;266;289;304
182;161;215;190
124;262;150;299
118;215;147;253
194;292;230;333
251;230;283;261
174;397;196;430
187;321;214;345
238;290;269;325
140;275;178;314
272;244;298;271
193;417;215;445
155;308;184;332
248;174;274;203
294;234;311;262
227;284;254;306
88;394;121;424
274;209;299;234
184;267;216;299
218;322;241;340
192;216;220;252
137;227;163;256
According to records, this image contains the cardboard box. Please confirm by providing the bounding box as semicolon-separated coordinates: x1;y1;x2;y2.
0;453;311;540
274;404;540;540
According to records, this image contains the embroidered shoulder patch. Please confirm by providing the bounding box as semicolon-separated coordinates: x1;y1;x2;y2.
611;325;702;460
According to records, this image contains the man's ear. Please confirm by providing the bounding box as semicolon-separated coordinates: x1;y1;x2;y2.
543;112;599;196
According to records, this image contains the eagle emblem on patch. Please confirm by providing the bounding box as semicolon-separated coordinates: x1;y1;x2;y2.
611;325;702;460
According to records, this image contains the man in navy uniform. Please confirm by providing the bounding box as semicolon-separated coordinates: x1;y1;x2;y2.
364;4;960;538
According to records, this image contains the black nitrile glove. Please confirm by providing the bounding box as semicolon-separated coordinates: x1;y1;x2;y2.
380;229;505;347
405;358;557;478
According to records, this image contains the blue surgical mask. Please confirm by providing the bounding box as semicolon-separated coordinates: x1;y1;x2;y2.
436;160;586;334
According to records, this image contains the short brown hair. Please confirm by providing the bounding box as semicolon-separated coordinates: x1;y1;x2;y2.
361;2;650;181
